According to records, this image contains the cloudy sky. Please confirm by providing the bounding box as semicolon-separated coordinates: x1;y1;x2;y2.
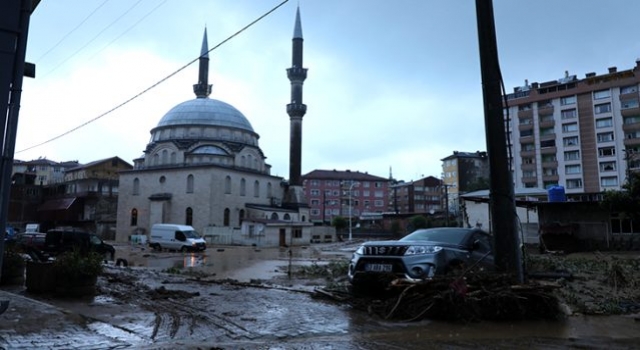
16;0;640;182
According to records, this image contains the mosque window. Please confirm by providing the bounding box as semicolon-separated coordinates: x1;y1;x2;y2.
225;176;231;194
284;214;291;220
254;180;260;197
267;182;272;198
271;213;279;220
247;155;253;168
224;208;230;226
153;154;159;166
187;174;194;193
239;209;245;226
171;152;177;164
186;207;193;226
133;178;140;195
162;150;168;164
130;208;138;226
159;176;166;184
240;178;246;196
241;156;246;168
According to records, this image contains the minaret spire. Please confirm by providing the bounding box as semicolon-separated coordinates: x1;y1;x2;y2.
284;5;308;208
193;27;212;98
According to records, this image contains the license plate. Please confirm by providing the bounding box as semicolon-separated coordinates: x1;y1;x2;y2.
365;263;392;272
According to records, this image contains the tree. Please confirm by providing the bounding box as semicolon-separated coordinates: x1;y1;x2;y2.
602;172;640;220
408;215;427;232
331;216;347;232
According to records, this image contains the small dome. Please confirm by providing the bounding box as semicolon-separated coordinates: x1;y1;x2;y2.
156;98;254;132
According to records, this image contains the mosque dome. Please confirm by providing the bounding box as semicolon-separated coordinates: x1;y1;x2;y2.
155;97;254;133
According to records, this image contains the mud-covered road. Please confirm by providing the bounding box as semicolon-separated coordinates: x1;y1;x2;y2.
20;244;640;349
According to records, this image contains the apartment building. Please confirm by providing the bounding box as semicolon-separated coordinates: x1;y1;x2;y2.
12;158;80;185
301;169;390;224
505;60;640;194
388;176;443;214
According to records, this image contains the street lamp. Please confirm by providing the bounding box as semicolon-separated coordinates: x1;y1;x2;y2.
344;181;359;241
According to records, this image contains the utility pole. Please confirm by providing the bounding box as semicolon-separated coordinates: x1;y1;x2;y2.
0;0;37;280
475;0;524;283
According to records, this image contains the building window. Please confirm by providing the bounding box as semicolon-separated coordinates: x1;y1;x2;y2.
311;180;319;186
562;122;578;133
593;89;611;99
600;161;616;172
374;200;384;207
541;154;557;163
311;199;320;205
186;174;194;193
293;228;302;238
224;208;230;226
596;132;614;143
310;189;320;196
520;129;533;137
620;84;638;94
564;150;580;161
522;157;535;164
254;180;260;197
374;182;382;188
240;178;246;196
596;117;613;128
520;117;532;125
601;176;618;187
523;170;536;178
133;178;140;195
543;168;557;176
311;209;320;216
159;176;166;184
594;103;611;114
267;182;272;198
624;116;640;125
239;209;245;226
271;213;279;220
561;109;577;120
284;214;291;220
186;207;193;226
225;176;231;194
560;96;576;105
563;136;579;147
518;104;532;111
539;127;554;136
598;147;616;157
565;164;581;175
621;99;639;110
540;139;556;148
522;143;535;151
566;179;583;189
130;208;138;226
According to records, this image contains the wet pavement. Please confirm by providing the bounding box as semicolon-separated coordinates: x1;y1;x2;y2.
1;243;640;349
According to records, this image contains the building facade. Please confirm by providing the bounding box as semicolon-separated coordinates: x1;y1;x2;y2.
440;151;489;218
302;169;390;224
388;176;443;214
504;61;640;194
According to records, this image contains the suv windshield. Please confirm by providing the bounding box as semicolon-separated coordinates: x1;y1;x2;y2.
400;228;471;245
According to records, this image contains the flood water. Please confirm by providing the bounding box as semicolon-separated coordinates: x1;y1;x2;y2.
113;243;352;281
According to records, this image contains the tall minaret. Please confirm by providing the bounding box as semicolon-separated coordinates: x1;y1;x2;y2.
284;6;308;208
193;28;212;98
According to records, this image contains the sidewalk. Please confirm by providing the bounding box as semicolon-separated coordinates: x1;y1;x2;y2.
0;289;139;349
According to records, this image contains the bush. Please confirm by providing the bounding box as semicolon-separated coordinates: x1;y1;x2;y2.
53;250;103;283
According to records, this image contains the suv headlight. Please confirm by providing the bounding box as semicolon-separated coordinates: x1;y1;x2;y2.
404;245;443;255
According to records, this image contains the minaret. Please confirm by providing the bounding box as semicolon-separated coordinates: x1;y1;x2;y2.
284;6;308;208
193;27;212;98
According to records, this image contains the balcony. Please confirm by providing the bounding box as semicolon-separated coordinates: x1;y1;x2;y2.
621;105;640;117
520;163;536;171
540;146;557;155
517;109;533;119
521;176;538;184
542;174;559;182
541;160;558;167
520;149;535;157
538;119;555;128
537;104;554;116
619;89;639;101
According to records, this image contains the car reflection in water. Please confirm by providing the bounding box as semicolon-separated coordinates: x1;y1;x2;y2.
348;227;495;291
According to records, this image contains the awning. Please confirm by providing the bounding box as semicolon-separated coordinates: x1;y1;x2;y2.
38;197;77;211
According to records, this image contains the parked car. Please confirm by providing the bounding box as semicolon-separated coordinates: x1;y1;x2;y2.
15;231;47;251
43;229;115;260
348;227;495;288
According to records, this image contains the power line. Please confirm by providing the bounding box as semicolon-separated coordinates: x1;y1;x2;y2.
39;0;146;80
17;0;290;154
34;0;111;63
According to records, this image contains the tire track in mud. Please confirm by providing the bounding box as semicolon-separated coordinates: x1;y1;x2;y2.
100;267;256;343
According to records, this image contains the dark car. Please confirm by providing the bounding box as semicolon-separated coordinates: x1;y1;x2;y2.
15;232;47;251
44;229;115;260
348;227;494;288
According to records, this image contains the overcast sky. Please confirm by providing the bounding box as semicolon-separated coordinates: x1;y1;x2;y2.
15;0;640;182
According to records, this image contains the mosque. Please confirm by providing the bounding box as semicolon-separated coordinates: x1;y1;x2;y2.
115;8;329;246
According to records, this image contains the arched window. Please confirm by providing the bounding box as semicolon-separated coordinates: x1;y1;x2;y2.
153;154;159;165
253;180;260;197
247;154;253;168
240;178;246;196
186;207;193;226
284;213;291;220
267;182;272;198
271;213;279;220
241;155;246;167
186;174;194;193
133;178;140;195
225;176;231;194
239;209;245;226
130;208;138;226
171;152;177;164
162;149;168;164
223;208;230;226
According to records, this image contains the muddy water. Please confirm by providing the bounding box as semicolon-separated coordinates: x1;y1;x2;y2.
113;243;351;281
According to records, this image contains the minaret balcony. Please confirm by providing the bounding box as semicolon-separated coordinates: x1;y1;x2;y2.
287;67;308;80
287;103;307;115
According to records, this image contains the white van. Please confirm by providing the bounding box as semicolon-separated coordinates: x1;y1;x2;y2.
149;224;207;252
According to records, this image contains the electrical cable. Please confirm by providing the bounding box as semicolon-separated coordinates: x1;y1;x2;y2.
17;0;290;154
